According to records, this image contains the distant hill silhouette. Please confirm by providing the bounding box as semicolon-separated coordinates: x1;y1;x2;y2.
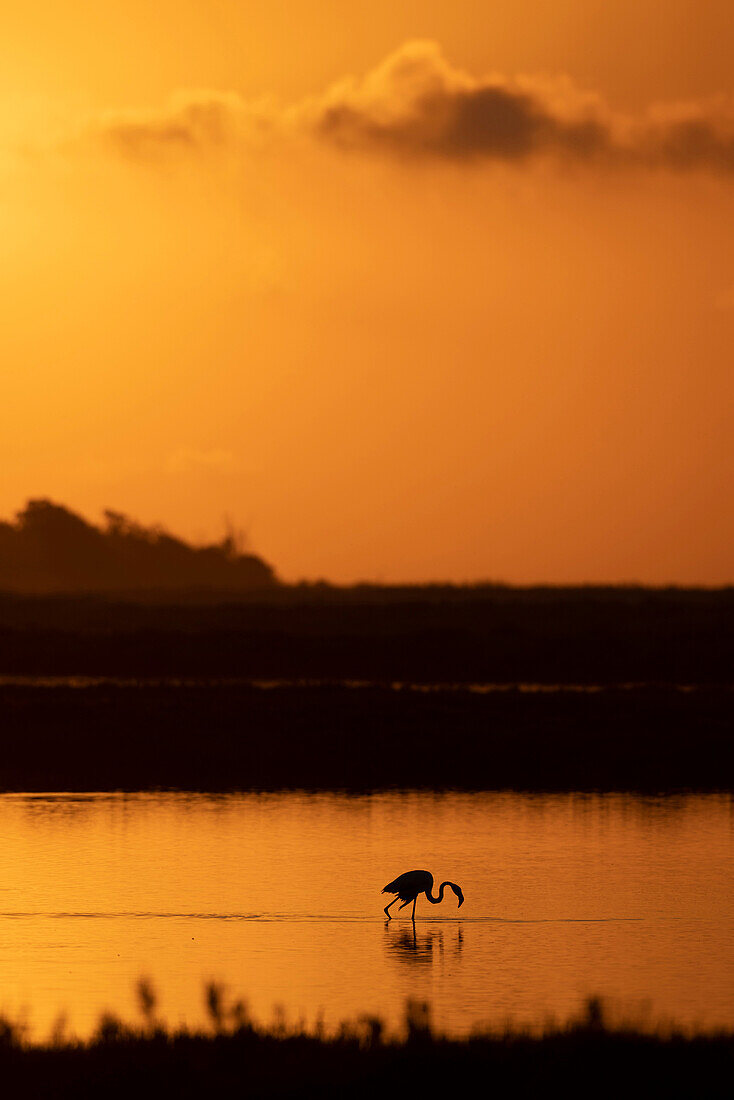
0;500;276;593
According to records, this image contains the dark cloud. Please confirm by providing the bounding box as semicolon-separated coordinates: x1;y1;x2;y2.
642;112;734;172
86;40;734;174
306;42;614;164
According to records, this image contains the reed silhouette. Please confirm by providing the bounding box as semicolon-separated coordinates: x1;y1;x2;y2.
382;870;465;920
0;985;730;1099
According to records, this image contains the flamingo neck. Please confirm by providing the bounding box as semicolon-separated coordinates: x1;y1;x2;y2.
425;882;447;904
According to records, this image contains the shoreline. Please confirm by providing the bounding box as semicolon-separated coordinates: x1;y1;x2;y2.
1;681;731;793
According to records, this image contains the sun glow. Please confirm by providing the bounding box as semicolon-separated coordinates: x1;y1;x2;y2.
1;2;733;582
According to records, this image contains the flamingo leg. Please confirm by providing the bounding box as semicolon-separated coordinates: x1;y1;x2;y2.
411;897;416;921
384;897;399;919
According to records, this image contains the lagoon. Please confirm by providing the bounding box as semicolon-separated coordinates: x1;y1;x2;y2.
0;791;731;1038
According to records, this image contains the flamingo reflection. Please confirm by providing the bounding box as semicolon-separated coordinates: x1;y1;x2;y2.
384;922;464;968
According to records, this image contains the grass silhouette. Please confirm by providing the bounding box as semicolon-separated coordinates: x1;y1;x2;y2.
0;984;731;1098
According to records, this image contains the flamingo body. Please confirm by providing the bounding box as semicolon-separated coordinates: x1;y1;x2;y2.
382;869;464;920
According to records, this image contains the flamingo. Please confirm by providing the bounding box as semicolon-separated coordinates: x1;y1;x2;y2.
382;869;464;921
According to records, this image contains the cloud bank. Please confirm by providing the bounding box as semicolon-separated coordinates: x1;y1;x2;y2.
90;40;734;173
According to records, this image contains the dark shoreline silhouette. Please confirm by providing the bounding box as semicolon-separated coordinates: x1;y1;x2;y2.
1;499;731;794
0;681;731;792
0;991;730;1099
0;499;276;593
0;584;732;684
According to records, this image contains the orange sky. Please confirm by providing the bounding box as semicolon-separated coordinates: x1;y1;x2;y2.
2;1;733;583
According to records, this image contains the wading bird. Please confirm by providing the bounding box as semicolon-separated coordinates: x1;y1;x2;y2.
382;869;464;920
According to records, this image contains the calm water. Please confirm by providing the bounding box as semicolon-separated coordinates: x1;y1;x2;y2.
0;791;732;1038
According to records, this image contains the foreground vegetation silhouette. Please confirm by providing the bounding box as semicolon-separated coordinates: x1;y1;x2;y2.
0;984;731;1098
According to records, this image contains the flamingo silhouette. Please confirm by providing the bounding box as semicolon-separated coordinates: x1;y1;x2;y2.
382;869;464;920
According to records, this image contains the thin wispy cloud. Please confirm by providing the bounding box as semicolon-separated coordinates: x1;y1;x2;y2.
81;40;734;175
92;91;272;159
165;448;237;475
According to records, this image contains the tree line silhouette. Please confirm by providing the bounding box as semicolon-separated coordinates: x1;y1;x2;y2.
0;500;276;593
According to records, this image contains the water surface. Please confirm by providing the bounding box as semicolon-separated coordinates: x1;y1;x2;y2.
0;791;731;1037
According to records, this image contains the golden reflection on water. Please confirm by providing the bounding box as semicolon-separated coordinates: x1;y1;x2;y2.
384;922;465;967
0;792;731;1038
